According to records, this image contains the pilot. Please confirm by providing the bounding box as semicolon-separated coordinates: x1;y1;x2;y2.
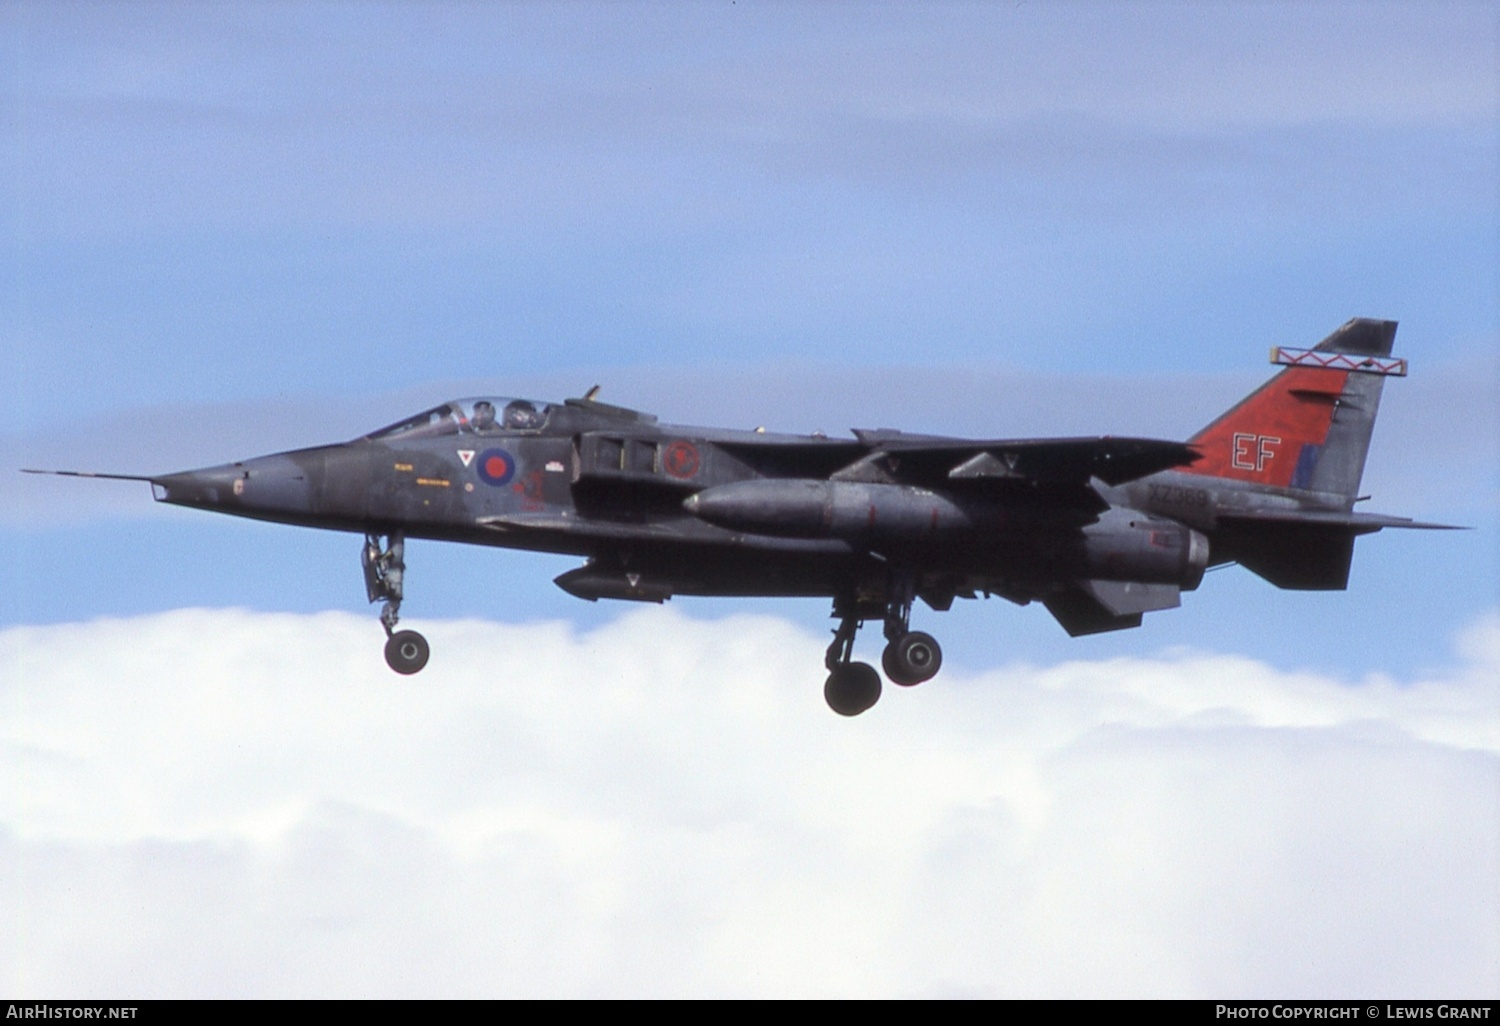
503;400;542;430
471;400;497;432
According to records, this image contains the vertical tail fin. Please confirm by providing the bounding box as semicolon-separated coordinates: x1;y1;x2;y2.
1181;318;1398;508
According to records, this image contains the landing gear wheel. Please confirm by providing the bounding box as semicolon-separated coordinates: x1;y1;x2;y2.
384;630;430;675
824;661;882;716
882;631;942;686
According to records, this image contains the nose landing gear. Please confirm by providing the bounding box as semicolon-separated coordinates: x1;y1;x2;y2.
363;531;429;674
384;629;430;675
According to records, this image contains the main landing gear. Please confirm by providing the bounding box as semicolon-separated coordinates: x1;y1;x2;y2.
822;581;943;717
363;531;429;675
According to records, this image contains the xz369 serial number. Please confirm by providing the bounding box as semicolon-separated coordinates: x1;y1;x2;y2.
1148;483;1210;508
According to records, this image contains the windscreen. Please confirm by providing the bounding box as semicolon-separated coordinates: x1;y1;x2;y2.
366;398;552;440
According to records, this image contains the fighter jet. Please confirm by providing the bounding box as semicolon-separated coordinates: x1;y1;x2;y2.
26;318;1456;715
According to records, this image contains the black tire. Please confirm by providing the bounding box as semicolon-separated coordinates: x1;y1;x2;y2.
824;661;882;716
384;630;430;675
882;631;942;686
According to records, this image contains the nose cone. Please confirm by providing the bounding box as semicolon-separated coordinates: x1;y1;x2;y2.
152;454;315;518
151;463;244;508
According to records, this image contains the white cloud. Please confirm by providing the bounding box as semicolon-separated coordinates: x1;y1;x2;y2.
1;607;1496;997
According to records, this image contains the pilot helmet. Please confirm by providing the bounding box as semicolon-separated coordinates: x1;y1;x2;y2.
503;400;541;429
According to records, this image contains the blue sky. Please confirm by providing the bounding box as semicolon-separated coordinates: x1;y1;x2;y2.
2;2;1498;997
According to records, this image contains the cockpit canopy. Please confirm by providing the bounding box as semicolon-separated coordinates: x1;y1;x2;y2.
366;397;554;441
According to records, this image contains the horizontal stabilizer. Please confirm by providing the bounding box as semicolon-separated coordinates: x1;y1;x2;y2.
1214;519;1356;590
1212;507;1462;591
1217;509;1465;533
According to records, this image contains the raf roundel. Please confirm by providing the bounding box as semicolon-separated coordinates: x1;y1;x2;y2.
476;447;517;486
663;440;701;479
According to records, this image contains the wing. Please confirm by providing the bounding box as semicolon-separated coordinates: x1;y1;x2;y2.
831;433;1199;489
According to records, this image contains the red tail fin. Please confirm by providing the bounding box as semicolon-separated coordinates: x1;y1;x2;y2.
1181;318;1397;497
1183;366;1349;489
